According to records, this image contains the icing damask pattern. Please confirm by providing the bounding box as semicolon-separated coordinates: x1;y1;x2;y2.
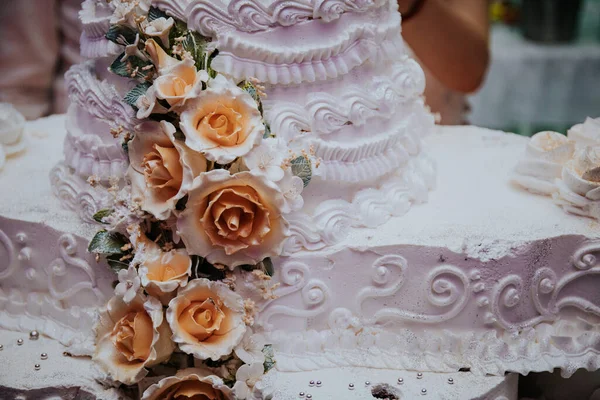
489;240;600;331
0;224;113;353
184;0;388;36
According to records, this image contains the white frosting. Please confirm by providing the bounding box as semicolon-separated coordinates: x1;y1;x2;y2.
209;1;404;84
66;62;141;133
63;104;128;183
184;0;388;36
79;0;121;58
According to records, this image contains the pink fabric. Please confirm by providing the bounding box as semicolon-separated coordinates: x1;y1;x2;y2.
0;0;83;120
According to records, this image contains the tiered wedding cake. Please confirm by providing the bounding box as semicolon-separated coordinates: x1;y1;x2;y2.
0;0;599;399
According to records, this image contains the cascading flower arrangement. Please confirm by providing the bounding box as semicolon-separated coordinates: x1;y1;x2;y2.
86;1;313;398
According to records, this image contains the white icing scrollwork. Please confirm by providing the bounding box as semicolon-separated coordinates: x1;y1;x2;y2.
46;234;105;302
491;240;600;331
265;58;425;140
49;162;112;224
187;0;388;36
0;229;17;280
257;261;331;330
357;256;471;325
0;225;112;353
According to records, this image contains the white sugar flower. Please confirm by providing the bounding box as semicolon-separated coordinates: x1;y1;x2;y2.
234;330;266;365
114;265;141;304
244;138;286;182
232;363;264;400
121;33;148;62
110;1;136;25
135;86;167;119
111;0;151;26
179;75;264;164
143;17;174;48
279;170;304;213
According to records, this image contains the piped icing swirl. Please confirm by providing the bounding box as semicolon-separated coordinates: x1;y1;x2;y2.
182;0;388;36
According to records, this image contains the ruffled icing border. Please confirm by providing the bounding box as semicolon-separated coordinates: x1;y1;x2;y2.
66;62;141;133
64;106;128;182
211;5;402;84
266;319;600;378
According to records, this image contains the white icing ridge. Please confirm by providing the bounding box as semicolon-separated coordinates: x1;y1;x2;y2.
66;62;141;132
281;152;435;253
50;162;113;224
265;319;600;378
513;119;600;220
63;105;128;183
79;0;121;58
0;225;114;355
209;2;404;84
152;0;191;21
184;0;388;36
265;57;425;139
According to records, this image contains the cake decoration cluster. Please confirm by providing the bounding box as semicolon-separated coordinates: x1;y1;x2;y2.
513;117;600;220
83;1;318;397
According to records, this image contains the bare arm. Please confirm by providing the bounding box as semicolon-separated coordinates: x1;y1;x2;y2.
399;0;490;93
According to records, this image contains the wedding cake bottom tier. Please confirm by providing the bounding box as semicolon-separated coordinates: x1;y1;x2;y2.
238;126;600;378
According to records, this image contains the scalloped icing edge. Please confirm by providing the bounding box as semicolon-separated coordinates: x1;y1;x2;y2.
270;100;432;184
185;0;389;37
65;62;141;133
152;0;190;21
211;10;402;85
281;152;436;254
80;32;122;59
264;57;426;139
64;106;128;182
264;319;600;378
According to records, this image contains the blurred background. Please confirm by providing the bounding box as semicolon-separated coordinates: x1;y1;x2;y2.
470;0;600;136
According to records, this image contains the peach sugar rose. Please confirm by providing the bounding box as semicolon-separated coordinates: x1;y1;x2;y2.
128;120;207;220
94;294;174;384
179;75;264;165
177;169;289;267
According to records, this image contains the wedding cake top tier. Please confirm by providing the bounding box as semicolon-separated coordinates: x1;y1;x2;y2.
66;0;434;249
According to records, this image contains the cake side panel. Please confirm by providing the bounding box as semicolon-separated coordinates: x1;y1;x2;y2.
0;216;115;354
235;234;600;376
